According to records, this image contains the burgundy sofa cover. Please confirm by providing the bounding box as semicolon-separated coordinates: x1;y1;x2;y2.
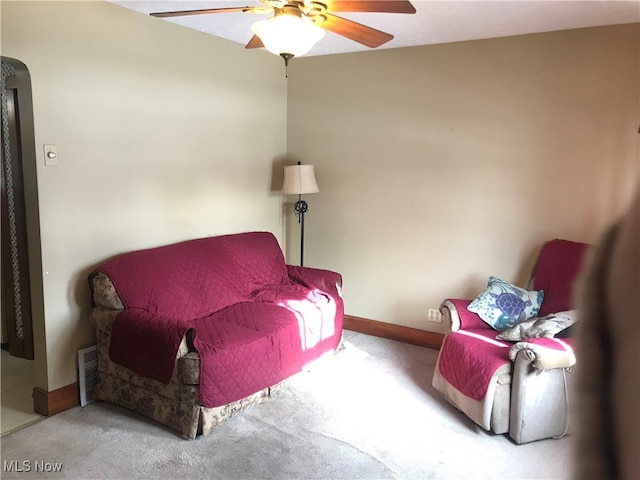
90;231;344;408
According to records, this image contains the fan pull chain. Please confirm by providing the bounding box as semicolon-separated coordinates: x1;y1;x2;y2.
280;53;294;79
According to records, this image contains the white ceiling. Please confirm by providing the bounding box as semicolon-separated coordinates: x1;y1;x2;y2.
110;0;640;57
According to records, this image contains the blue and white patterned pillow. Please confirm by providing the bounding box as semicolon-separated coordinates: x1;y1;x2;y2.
468;276;544;331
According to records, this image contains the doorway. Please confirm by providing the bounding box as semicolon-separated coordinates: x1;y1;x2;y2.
1;56;44;432
1;60;34;359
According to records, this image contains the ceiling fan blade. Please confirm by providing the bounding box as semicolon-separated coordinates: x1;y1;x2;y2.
245;35;265;49
318;13;393;48
326;1;416;14
150;6;255;18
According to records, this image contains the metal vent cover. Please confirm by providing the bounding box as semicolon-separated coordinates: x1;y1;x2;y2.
78;345;98;406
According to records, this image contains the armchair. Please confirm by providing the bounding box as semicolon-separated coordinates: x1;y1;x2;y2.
432;239;589;444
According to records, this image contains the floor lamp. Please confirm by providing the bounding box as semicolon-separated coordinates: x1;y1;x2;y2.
282;161;319;267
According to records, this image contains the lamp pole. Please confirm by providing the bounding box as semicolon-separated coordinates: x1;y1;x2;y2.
293;194;309;266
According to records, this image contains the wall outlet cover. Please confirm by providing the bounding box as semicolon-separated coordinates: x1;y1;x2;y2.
427;308;442;323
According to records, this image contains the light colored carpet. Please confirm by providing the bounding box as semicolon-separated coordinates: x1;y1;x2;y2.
0;331;573;479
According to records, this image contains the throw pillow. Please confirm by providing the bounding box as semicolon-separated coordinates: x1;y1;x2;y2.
467;276;544;331
496;310;579;341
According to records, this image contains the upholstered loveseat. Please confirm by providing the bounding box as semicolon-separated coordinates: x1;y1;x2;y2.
88;231;344;438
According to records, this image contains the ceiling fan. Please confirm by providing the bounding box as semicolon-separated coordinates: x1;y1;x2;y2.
150;1;416;66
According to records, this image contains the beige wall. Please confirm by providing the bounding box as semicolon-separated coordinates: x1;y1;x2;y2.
2;1;638;395
287;24;639;332
2;1;287;391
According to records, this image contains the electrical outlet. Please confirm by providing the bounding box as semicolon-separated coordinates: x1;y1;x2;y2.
427;308;442;323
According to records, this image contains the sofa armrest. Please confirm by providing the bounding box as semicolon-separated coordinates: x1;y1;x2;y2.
287;265;343;299
110;308;193;384
509;346;575;444
89;272;124;309
440;299;490;334
509;339;576;371
90;306;120;334
91;306;194;357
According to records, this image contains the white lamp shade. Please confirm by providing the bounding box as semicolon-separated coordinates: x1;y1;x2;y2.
282;164;319;195
251;14;324;57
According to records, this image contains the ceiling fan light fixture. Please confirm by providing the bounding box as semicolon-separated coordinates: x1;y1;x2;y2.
251;9;325;58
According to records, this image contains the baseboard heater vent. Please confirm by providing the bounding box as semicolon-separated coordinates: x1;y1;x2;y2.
78;345;98;406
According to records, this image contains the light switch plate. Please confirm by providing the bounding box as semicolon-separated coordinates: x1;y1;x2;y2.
44;144;58;166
